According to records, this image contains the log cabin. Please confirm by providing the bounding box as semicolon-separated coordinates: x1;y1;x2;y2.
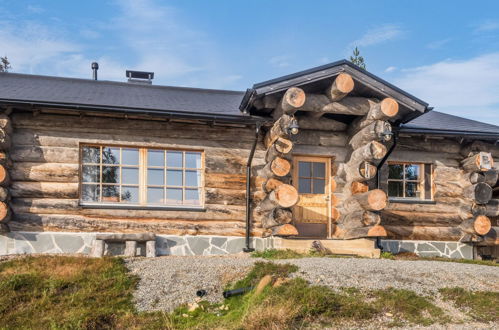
0;60;498;259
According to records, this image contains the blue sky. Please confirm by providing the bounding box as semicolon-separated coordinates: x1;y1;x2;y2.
1;1;499;125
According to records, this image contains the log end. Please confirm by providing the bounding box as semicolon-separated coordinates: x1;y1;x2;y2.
367;225;387;237
272;224;299;237
380;98;399;118
474;215;492;236
367;189;388;211
275;184;299;208
334;73;355;94
284;87;306;109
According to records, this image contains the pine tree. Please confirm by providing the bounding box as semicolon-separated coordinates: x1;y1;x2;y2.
350;47;366;70
0;56;11;72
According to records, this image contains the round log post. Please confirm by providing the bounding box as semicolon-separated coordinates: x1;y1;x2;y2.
349;120;391;150
0;201;10;223
271;224;299;236
273;87;306;118
350;97;399;132
470;170;498;186
264;114;295;147
461;152;494;172
265;137;293;162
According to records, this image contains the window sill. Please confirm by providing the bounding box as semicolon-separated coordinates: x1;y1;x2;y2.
79;203;206;212
388;198;436;205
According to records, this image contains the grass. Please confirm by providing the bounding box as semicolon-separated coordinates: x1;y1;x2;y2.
440;288;499;323
0;256;495;329
380;251;498;267
251;248;352;260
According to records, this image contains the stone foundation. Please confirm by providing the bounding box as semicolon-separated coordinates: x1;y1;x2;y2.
380;239;474;259
0;232;272;256
0;232;477;259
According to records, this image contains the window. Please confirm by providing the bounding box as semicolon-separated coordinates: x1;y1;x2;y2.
80;145;203;207
297;161;326;194
387;162;432;200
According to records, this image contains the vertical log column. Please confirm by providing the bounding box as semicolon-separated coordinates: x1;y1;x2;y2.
0;112;12;233
460;152;494;241
257;88;305;237
332;97;399;239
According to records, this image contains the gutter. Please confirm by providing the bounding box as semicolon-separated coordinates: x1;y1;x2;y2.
0;99;267;125
243;122;261;253
375;126;400;251
399;127;499;140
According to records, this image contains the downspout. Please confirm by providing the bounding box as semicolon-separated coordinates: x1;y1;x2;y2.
375;126;399;251
243;122;261;252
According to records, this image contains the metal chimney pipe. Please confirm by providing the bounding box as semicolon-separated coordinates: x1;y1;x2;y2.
91;62;99;80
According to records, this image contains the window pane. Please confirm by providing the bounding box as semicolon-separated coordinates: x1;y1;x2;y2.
102;185;120;202
147;187;164;204
185;152;201;169
298;162;311;177
298;178;311;194
122;167;139;185
166;188;183;204
167;151;183;168
185;189;200;205
313;162;325;178
185;170;201;187
388;181;403;197
388;164;403;179
82;184;100;202
312;179;325;194
405;164;420;181
406;182;421;198
82;165;100;183
148;150;164;167
122;148;139;165
148;169;164;186
102;166;119;183
167;170;183;186
102;147;120;164
121;186;139;203
82;147;100;164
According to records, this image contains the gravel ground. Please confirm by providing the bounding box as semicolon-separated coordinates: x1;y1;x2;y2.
126;255;498;313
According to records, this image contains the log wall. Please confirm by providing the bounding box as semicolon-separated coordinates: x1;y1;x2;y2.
8;111;267;236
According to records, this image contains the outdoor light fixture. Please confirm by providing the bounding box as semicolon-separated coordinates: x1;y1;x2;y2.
288;118;300;135
380;129;393;142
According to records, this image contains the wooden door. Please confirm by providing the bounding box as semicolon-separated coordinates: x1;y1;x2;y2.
292;156;331;238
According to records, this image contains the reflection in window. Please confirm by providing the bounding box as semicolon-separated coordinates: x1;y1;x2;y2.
387;163;423;199
81;146;203;206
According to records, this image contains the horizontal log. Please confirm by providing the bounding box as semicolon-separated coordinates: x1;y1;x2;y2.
351;182;369;195
472;199;499;217
271;224;298;236
459;216;491;236
11;198;260;222
265;138;293;163
11;182;79;198
264;114;294;148
477;227;499;246
296;130;348;147
469;170;498;186
0;164;9;186
0;128;11;150
336;210;381;229
461;152;494;172
0;114;12;135
349;98;399;133
0;201;10;223
11;163;78;183
205;173;246;190
461;141;499;158
297;116;347;131
464;183;492;204
10;146;79;163
397;136;462;154
349;120;391;150
342;225;387;239
381;210;467;227
9;213;264;236
275;87;306;117
343;189;387;212
260;157;291;179
259;184;299;211
325;73;354;102
0;187;8;202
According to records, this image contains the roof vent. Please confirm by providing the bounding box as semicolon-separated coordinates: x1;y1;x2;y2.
126;70;154;85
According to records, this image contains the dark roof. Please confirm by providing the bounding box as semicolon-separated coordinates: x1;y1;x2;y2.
0;72;251;122
401;111;499;139
241;60;429;119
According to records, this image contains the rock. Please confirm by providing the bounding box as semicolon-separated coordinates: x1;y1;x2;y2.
187;302;199;312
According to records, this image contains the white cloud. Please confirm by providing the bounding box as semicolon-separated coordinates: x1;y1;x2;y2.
395;53;499;125
27;5;44;14
350;24;404;47
385;66;397;73
474;20;499;32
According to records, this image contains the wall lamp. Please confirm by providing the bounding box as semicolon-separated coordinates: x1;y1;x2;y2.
288;118;300;135
379;129;393;142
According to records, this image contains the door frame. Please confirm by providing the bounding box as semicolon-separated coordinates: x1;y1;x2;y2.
292;155;332;239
